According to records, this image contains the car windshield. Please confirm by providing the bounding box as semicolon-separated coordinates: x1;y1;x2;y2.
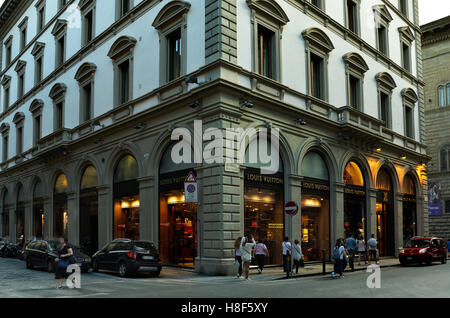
406;239;430;248
134;241;157;253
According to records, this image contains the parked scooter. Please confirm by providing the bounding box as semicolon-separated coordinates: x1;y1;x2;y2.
0;241;22;258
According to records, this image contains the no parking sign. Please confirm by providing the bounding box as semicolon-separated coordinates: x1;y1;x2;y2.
184;171;198;203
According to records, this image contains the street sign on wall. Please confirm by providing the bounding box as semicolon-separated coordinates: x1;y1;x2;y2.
184;171;198;203
284;201;298;216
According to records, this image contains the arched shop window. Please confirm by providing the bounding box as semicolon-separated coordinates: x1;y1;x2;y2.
33;180;44;238
300;151;330;262
376;168;395;256
113;155;139;241
244;137;284;266
402;174;417;243
2;189;9;237
80;165;99;255
159;144;197;267
343;161;367;240
16;184;25;241
54;173;68;238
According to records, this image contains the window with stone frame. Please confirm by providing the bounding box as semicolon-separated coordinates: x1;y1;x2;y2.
15;60;26;100
373;5;392;57
399;26;414;73
36;0;46;33
31;42;45;86
345;0;360;35
376;72;397;129
445;200;450;214
12;112;25;156
152;1;191;85
4;36;13;67
116;0;133;20
398;0;408;17
0;123;9;163
401;88;418;139
75;63;97;124
79;0;96;47
51;19;68;69
49;83;67;131
309;0;324;10
302;27;334;102
59;0;68;11
247;0;288;81
107;36;136;107
29;99;43;147
343;52;368;111
440;146;450;172
1;76;11;112
18;17;28;52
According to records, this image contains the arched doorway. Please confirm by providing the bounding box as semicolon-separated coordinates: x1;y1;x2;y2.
343;161;366;239
2;189;9;237
402;174;417;244
113;154;139;240
159;144;197;267
80;165;99;255
376;168;395;256
300;151;330;262
32;180;44;239
54;173;68;238
243;138;284;265
15;184;25;241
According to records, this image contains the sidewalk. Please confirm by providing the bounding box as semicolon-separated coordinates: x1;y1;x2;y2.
248;257;400;280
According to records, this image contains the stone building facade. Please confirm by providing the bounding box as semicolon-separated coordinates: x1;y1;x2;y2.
423;15;450;239
0;0;428;275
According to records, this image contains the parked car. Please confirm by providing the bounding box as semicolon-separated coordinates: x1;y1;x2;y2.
24;240;92;273
0;241;22;258
92;239;162;277
399;237;448;266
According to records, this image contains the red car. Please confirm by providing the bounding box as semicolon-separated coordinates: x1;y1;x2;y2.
399;237;448;266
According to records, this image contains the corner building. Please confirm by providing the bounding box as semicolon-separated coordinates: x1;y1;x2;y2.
0;0;429;274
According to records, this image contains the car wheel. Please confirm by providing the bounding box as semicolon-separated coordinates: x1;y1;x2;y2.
26;258;33;269
118;262;128;278
47;261;54;273
400;260;406;267
92;259;99;272
426;256;433;266
442;256;447;264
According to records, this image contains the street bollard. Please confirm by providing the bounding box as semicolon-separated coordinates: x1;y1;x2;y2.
322;249;326;275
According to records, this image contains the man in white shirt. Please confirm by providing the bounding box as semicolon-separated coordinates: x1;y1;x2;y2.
367;234;378;265
282;237;291;273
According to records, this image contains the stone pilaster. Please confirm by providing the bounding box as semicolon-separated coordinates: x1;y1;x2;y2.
395;193;404;256
287;174;302;243
138;176;156;242
67;191;79;245
97;185;112;249
24;201;32;241
335;182;345;239
369;188;378;238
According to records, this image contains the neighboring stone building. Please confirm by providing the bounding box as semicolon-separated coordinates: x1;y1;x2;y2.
423;15;450;240
0;0;428;275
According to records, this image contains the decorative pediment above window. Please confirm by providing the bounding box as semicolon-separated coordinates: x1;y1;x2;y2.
0;123;10;134
152;0;191;30
107;36;137;60
49;83;67;100
302;27;334;53
78;0;95;12
401;88;418;105
372;5;393;25
74;62;97;83
1;75;11;86
246;0;289;25
376;72;397;91
4;35;13;45
51;19;68;36
29;99;44;113
12;112;25;125
31;41;46;56
14;60;27;73
398;26;415;43
343;52;369;75
18;16;29;29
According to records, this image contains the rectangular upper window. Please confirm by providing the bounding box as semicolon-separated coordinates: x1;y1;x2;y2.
349;75;360;110
402;42;411;72
84;10;94;45
118;59;130;105
380;91;390;127
5;41;12;66
56;35;65;67
310;53;325;100
399;0;408;16
35;56;43;85
3;87;10;111
34;115;41;145
37;5;46;32
404;106;414;138
55;102;64;130
257;25;275;79
2;135;8;162
346;0;358;34
167;28;182;82
18;73;25;99
17;126;23;155
377;25;388;55
82;83;92;122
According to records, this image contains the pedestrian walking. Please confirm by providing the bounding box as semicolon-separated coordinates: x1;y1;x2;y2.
254;239;269;274
292;240;303;274
282;237;292;274
356;234;368;265
331;238;345;279
234;236;243;278
240;233;256;280
367;234;378;265
345;234;357;271
54;237;74;289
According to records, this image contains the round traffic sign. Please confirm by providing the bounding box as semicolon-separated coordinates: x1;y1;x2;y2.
187;184;196;193
284;201;298;216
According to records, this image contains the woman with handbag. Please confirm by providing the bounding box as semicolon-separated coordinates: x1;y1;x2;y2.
54;237;74;289
240;233;256;281
292;240;303;274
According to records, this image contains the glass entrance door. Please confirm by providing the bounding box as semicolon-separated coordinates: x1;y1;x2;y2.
376;202;395;256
